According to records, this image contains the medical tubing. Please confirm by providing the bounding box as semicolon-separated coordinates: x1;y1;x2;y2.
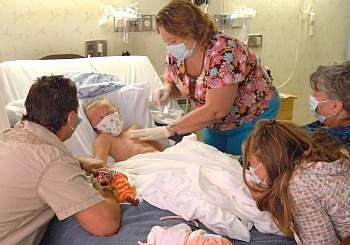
276;0;313;89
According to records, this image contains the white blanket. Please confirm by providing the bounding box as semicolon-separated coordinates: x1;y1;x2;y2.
112;136;281;242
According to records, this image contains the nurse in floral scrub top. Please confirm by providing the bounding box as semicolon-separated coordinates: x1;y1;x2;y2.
128;0;280;155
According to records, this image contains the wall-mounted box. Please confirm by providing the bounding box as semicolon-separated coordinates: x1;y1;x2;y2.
85;40;107;57
213;15;242;29
114;15;157;32
247;34;263;48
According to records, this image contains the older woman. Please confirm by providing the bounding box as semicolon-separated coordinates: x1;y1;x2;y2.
129;0;279;155
305;60;350;149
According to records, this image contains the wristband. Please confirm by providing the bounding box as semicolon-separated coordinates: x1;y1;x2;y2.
166;121;178;136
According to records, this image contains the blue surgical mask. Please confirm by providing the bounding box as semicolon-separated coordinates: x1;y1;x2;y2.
309;95;336;123
166;41;196;63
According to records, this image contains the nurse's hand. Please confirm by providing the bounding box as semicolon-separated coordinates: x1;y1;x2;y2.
128;126;171;141
152;85;171;106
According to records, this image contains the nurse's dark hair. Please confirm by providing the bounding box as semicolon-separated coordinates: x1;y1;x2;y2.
310;60;350;112
242;119;349;237
155;0;217;48
22;75;78;134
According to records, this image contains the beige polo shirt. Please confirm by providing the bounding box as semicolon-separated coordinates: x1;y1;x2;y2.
0;121;103;245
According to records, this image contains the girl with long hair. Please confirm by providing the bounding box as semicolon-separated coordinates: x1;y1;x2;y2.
243;119;350;244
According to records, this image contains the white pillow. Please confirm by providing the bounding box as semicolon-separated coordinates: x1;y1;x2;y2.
5;99;26;127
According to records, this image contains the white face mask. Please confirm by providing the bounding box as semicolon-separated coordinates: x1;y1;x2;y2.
309;95;336;123
166;41;196;63
95;111;123;136
248;163;269;188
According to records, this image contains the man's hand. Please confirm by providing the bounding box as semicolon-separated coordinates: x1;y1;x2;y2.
78;157;109;175
128;126;171;141
92;178;119;206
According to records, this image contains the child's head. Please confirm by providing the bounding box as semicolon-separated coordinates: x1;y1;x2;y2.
85;99;117;127
85;98;123;136
242;119;348;236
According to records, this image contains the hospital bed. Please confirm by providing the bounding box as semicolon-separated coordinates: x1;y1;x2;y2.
0;56;295;245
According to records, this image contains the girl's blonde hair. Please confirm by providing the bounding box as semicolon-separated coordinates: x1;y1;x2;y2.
242;119;349;236
155;0;217;49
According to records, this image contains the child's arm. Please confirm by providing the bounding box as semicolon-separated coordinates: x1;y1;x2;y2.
94;133;113;162
77;157;108;175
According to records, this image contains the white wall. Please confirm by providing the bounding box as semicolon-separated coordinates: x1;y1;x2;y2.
1;0;349;124
215;0;350;124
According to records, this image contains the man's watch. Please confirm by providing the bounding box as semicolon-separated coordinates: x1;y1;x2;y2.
166;121;178;136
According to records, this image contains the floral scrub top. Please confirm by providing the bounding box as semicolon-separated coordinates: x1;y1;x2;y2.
164;31;276;131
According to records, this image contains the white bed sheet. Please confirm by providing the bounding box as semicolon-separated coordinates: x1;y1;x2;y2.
112;135;281;242
0;56;162;132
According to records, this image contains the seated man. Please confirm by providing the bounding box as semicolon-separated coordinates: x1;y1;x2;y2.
0;75;121;245
85;98;164;162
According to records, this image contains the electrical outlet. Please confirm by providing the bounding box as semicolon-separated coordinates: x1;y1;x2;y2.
247;34;263;48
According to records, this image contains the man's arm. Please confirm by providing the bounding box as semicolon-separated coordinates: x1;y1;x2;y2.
40;156;121;236
75;185;121;236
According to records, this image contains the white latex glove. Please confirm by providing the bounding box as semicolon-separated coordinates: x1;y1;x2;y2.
128;126;171;141
152;85;171;106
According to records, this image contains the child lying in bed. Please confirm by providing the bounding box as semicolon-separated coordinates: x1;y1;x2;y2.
85;98;164;162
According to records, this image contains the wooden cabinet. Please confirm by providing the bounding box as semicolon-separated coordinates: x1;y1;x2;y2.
277;93;298;120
